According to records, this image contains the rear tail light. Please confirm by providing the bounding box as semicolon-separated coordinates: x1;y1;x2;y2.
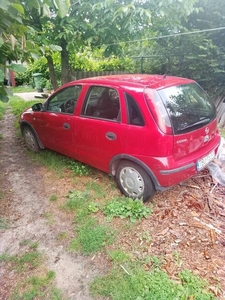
144;87;172;135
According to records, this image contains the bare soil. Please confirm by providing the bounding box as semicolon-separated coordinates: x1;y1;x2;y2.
0;110;106;300
0;109;225;299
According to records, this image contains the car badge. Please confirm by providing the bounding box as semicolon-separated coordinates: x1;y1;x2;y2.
205;127;209;134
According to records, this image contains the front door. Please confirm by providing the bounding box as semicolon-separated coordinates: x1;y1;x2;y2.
34;85;82;157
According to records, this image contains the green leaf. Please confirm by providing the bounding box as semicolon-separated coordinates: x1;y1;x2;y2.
10;4;24;14
53;0;71;18
9;64;27;73
0;69;4;82
0;0;9;10
43;3;51;17
49;45;62;51
0;37;3;47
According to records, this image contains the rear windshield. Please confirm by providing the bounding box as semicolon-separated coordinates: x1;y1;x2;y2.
157;83;216;134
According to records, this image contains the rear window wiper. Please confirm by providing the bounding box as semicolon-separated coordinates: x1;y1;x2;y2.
180;118;210;131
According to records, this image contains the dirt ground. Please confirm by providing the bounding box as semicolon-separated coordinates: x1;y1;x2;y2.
0;110;106;300
0;108;225;299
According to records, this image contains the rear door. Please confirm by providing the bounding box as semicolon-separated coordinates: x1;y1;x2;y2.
74;85;126;172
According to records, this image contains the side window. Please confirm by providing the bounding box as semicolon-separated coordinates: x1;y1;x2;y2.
125;93;145;126
46;85;82;114
82;86;120;121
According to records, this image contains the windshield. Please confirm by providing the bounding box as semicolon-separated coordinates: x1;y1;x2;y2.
157;83;216;134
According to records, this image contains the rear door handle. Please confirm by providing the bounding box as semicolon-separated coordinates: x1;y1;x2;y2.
63;123;70;130
106;132;116;141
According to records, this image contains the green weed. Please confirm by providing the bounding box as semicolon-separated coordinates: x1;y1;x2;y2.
69;160;91;176
29;150;70;174
0;217;9;229
0;100;7;120
85;180;107;198
0;250;41;272
49;194;57;202
0;133;3;139
1;246;63;299
64;190;90;211
103;197;151;222
43;212;55;225
69;217;115;254
57;232;67;241
10;270;62;300
108;250;131;264
88;201;100;213
9;96;38;118
220;127;225;138
20;239;32;246
11;86;35;93
90;264;216;300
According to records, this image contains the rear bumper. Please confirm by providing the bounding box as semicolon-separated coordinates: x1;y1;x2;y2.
154;139;220;188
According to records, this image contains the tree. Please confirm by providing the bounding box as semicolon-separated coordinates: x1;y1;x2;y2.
0;0;71;101
127;0;225;98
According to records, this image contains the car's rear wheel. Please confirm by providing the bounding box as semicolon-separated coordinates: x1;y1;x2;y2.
23;126;40;153
116;160;155;202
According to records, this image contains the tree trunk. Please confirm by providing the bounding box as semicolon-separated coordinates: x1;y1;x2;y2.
46;55;58;91
61;37;70;84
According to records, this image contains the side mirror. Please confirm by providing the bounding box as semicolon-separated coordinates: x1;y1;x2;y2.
32;103;43;111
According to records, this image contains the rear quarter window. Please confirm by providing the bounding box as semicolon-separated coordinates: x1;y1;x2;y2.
125;93;145;126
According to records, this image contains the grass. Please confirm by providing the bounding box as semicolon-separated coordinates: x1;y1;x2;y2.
49;194;58;202
69;216;115;254
0;240;63;299
0;100;7;120
0;217;9;229
219;127;225;138
10;271;63;300
90;262;216;300
9;96;38;118
11;85;36;93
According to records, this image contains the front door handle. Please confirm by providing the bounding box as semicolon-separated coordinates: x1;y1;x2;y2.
106;132;117;141
63;123;70;130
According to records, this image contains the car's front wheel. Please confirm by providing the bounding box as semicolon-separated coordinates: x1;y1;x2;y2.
23;126;40;153
116;160;155;202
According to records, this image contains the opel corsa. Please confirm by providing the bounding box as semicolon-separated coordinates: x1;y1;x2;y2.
19;74;220;201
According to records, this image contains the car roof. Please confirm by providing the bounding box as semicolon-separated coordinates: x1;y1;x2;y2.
71;74;195;90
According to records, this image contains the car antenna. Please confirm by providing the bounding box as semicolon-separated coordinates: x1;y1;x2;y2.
163;73;167;79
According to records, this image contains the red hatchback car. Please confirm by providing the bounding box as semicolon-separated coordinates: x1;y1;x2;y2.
19;74;220;201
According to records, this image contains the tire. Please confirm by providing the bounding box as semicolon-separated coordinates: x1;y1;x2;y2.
115;160;155;202
23;126;40;153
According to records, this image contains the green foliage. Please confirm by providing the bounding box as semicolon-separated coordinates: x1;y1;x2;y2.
70;217;115;254
11;86;35;93
9;96;37;118
69;160;91;176
88;201;100;213
0;100;6;120
179;269;214;299
10;270;62;300
0;217;9;229
108;250;131;264
90;264;216;300
0;250;41;272
103;198;151;222
64;190;90;211
29;150;73;174
70;51;134;72
49;194;57;202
